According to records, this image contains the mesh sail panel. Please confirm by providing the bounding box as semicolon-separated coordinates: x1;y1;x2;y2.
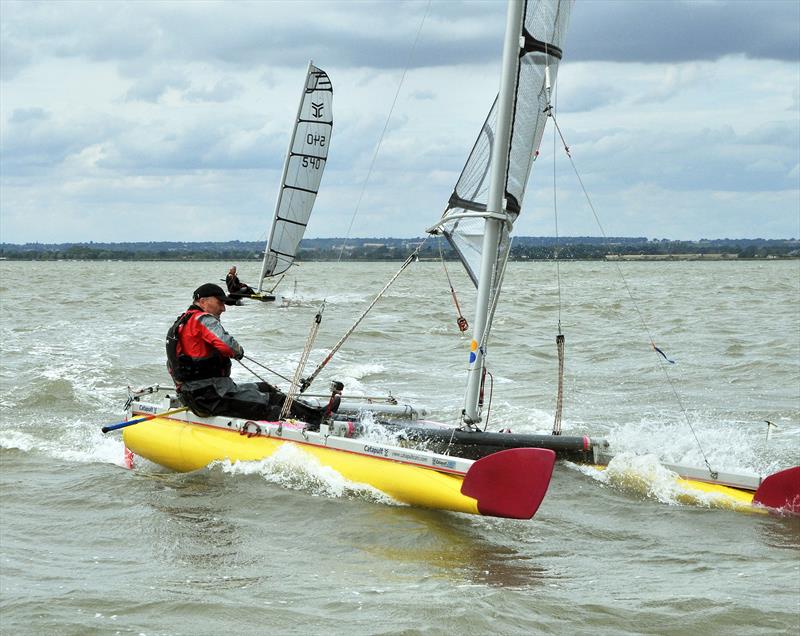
263;65;333;279
440;0;571;291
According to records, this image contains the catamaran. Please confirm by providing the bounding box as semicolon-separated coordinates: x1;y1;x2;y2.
107;1;571;520
108;0;799;518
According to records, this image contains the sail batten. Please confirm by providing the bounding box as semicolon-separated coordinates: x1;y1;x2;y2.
259;63;333;288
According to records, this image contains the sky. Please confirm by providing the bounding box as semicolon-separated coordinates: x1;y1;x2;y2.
1;0;798;244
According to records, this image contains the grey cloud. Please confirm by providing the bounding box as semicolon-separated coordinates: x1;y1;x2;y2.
740;120;800;146
1;110;125;174
558;121;799;193
556;82;618;113
184;79;244;103
568;0;800;63
0;0;498;74
410;90;436;101
0;0;157;76
2;0;800;77
124;69;190;103
9;107;49;124
2;1;796;81
2;103;284;177
96;119;285;173
0;38;33;81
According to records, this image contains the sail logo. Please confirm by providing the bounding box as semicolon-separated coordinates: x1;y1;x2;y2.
311;102;324;118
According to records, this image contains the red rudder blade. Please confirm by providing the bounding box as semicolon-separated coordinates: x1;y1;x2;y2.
753;466;800;515
461;448;555;520
124;446;135;470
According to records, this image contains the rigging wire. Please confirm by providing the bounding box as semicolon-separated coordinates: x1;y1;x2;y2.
238;355;293;384
286;3;431;394
335;0;432;264
548;109;718;478
234;359;270;385
550;66;563;336
300;244;426;392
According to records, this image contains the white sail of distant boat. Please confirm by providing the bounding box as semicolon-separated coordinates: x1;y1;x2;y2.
429;0;572;423
257;62;333;293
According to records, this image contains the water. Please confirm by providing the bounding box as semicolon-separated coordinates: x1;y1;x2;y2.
1;259;799;635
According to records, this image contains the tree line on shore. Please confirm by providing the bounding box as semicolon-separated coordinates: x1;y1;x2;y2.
1;237;797;261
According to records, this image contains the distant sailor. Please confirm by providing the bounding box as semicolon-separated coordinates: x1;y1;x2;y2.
225;266;256;298
166;283;325;426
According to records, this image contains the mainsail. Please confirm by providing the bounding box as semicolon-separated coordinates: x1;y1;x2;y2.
258;63;333;290
434;0;571;298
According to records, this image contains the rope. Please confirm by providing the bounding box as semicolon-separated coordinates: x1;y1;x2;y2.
281;303;325;421
438;240;468;331
552;334;565;435
548;108;717;478
301;245;425;392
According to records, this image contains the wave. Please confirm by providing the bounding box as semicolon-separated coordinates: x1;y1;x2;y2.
211;444;401;507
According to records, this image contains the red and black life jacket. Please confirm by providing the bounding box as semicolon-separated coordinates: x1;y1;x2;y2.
165;307;231;384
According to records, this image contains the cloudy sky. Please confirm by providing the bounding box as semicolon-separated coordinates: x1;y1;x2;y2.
1;0;798;243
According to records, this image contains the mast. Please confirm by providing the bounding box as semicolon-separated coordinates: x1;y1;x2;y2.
462;1;524;424
258;60;314;293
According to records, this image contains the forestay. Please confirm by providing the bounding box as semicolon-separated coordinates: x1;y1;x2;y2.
433;0;571;298
259;63;333;287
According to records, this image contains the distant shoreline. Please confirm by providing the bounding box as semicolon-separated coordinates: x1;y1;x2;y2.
1;237;797;262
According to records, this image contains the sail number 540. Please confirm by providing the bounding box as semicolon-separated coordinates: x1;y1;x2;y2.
302;156;322;169
306;134;326;147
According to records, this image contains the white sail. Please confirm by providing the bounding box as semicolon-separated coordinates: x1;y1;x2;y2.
434;0;571;298
258;63;333;289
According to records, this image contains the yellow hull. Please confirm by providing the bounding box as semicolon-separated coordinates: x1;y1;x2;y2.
124;417;481;515
674;477;763;515
590;464;764;514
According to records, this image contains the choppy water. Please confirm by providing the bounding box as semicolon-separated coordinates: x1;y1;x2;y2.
1;259;799;635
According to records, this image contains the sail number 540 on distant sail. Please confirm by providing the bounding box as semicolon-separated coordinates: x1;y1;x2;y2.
306;134;326;147
302;156;323;169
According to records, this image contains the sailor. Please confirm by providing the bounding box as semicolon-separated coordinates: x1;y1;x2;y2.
166;283;325;427
225;266;256;298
